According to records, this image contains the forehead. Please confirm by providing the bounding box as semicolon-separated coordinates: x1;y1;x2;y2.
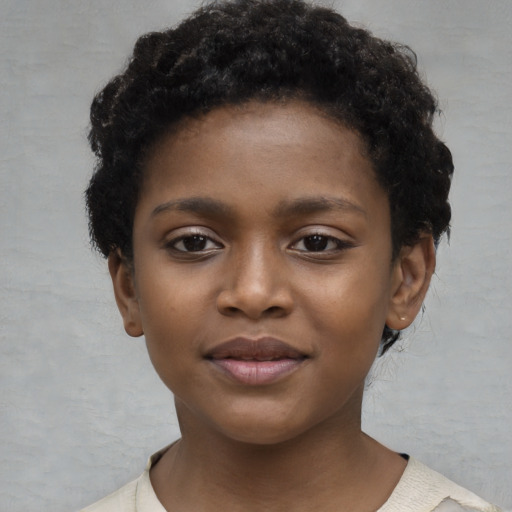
138;100;386;221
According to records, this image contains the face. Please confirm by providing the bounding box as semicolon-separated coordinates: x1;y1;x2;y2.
112;101;423;445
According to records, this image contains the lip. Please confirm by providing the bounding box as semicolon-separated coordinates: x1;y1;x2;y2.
205;337;308;385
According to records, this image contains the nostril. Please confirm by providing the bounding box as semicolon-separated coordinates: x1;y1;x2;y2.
216;286;293;319
263;305;288;318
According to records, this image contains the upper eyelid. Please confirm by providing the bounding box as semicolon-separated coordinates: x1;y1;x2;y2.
162;225;352;245
289;226;351;242
164;233;224;256
163;227;224;249
289;235;348;249
164;226;220;239
287;225;357;252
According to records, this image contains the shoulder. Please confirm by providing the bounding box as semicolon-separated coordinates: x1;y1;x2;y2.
79;447;170;512
79;469;165;512
79;470;166;512
80;477;139;512
378;457;502;512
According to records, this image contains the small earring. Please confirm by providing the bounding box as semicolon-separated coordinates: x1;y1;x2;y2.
399;315;406;321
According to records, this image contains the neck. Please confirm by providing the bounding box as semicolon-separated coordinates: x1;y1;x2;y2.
150;392;406;512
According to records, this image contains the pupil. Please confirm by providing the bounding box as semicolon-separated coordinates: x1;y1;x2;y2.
183;235;207;251
304;235;328;251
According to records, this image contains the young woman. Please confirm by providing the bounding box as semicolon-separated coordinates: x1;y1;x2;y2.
82;1;501;510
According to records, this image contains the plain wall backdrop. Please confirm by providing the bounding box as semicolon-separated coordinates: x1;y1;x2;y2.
1;1;511;510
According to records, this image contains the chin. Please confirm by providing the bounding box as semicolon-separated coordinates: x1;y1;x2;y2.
214;411;317;447
222;426;304;447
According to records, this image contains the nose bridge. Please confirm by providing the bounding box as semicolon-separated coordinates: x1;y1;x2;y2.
217;236;292;318
236;237;275;294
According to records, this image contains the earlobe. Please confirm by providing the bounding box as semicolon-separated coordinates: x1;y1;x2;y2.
386;235;436;331
108;250;144;337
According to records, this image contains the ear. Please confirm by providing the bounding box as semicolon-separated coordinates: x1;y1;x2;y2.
108;250;144;337
386;235;436;331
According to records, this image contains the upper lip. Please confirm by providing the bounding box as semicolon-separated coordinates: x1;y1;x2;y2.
205;337;307;361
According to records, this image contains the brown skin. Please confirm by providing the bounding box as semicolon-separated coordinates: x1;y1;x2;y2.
109;101;435;511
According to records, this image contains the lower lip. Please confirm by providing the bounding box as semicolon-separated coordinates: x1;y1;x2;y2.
209;358;304;385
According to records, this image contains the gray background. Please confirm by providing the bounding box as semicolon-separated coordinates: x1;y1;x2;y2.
1;1;511;511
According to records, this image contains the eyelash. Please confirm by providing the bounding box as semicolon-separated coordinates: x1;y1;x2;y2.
166;233;223;254
165;230;353;257
289;233;352;253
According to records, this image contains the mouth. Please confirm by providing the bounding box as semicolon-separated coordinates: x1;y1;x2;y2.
205;337;308;385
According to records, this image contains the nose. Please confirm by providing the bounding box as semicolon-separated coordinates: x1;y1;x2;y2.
216;243;294;320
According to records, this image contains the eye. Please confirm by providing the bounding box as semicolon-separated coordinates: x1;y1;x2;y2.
168;234;222;253
290;233;352;253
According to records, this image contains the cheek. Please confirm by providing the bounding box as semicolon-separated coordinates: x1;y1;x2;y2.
137;263;211;328
135;266;219;374
304;265;391;332
300;265;390;368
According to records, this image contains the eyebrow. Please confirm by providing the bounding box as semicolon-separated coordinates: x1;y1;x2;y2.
151;195;367;219
151;197;233;218
274;196;367;218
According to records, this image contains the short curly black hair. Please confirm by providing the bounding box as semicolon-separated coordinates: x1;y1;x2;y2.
86;0;453;353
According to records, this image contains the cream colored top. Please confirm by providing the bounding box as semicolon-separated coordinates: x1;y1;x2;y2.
81;449;501;512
